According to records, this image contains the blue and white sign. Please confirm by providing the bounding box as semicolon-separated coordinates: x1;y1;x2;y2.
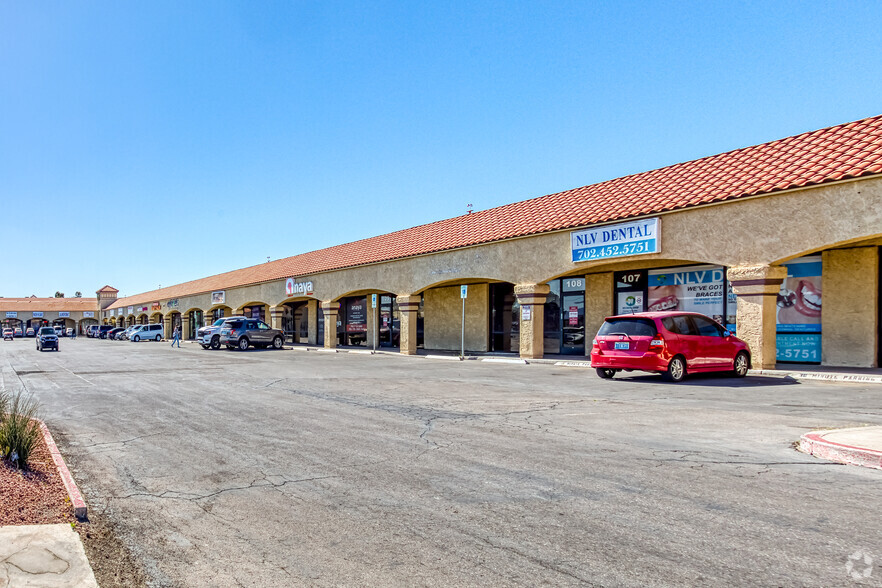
461;285;468;299
571;218;660;262
59;311;70;318
777;333;821;363
5;311;17;318
32;311;43;318
83;311;94;318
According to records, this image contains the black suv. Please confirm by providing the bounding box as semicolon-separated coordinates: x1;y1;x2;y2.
36;327;59;351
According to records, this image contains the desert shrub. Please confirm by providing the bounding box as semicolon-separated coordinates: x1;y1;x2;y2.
0;390;42;470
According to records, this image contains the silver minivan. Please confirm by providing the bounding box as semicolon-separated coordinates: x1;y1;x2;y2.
130;323;164;342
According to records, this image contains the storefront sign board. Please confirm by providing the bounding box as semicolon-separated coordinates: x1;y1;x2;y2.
59;312;70;318
5;312;17;318
571;218;659;262
32;311;44;318
211;291;225;305
286;279;314;297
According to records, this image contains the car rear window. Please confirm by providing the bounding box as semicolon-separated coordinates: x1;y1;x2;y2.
226;320;244;328
597;318;657;337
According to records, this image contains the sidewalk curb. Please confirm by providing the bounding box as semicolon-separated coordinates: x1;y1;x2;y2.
751;369;882;384
38;420;88;520
799;428;882;470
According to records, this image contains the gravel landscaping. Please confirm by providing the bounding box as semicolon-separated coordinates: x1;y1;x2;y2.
0;427;74;526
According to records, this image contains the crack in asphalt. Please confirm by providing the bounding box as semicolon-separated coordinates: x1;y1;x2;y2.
112;474;339;502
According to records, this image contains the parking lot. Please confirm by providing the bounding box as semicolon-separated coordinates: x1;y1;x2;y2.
2;337;882;587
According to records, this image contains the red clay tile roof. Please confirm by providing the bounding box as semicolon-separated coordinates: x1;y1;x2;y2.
0;298;98;312
110;114;882;309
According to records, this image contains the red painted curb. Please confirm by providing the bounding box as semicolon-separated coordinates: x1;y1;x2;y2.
38;420;88;519
799;431;882;470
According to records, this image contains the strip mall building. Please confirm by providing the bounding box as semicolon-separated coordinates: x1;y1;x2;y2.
7;115;882;369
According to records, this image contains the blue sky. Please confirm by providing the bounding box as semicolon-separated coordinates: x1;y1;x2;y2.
2;1;881;298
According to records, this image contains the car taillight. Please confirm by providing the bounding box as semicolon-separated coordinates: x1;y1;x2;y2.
649;337;665;352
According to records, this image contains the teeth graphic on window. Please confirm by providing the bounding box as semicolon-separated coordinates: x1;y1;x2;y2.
801;286;821;310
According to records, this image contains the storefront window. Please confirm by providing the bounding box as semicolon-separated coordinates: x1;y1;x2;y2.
343;297;367;346
243;306;266;322
561;278;585;354
541;278;585;356
489;284;519;353
379;295;400;348
543;280;562;354
776;256;822;363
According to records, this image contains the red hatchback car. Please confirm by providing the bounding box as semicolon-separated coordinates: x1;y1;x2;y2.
591;312;751;382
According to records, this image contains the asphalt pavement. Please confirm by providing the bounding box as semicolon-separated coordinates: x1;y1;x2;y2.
2;337;881;587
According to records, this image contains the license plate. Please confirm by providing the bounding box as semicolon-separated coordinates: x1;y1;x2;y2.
614;342;629;350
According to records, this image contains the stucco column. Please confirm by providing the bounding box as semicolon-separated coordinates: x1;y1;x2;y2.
585;273;614;351
307;300;318;345
181;315;191;340
515;284;551;360
269;305;285;332
397;295;421;355
163;315;173;340
728;265;787;369
822;247;879;367
321;301;340;349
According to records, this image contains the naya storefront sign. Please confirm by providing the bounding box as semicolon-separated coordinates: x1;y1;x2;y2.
571;218;660;262
285;279;314;297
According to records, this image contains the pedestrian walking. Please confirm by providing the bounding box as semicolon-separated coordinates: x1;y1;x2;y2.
171;324;181;348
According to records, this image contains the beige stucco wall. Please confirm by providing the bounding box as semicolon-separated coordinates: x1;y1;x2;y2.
584;273;614;348
822;247;879;367
424;284;489;352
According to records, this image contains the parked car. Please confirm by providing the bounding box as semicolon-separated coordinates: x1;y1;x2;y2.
129;323;163;342
590;311;751;382
25;328;35;337
198;316;246;350
2;328;12;341
53;325;64;337
219;318;284;351
97;325;114;339
107;327;125;340
13;327;22;338
119;326;139;341
87;325;100;338
36;327;59;351
66;328;74;337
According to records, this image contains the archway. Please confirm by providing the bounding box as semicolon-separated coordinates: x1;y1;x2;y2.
278;297;313;345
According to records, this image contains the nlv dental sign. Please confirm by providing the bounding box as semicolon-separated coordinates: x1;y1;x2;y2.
571;218;660;262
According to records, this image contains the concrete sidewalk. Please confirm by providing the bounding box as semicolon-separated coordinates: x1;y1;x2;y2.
799;426;882;470
0;524;98;587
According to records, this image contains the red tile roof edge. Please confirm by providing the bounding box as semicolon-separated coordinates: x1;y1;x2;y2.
107;113;882;309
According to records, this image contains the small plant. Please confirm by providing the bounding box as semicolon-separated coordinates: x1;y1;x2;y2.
0;389;42;470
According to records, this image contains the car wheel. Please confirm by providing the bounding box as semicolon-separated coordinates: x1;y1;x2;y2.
238;337;249;351
133;335;140;342
210;336;221;350
595;368;616;379
733;352;749;377
155;335;162;341
664;356;687;383
272;336;283;349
